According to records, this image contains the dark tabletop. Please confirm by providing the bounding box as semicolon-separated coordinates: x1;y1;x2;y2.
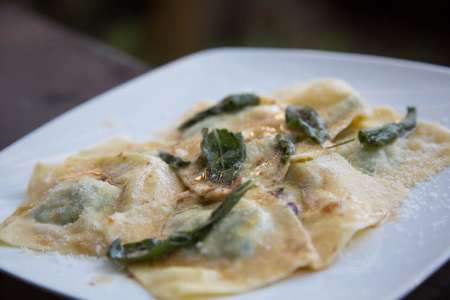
0;4;448;300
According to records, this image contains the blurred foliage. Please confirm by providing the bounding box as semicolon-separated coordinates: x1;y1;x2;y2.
16;0;450;66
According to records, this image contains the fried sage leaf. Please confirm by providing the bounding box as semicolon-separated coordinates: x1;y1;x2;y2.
285;106;330;145
275;133;296;163
201;128;246;185
158;151;190;169
107;180;254;264
178;93;260;130
358;106;417;147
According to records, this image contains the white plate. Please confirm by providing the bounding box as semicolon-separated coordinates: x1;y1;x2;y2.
1;48;450;300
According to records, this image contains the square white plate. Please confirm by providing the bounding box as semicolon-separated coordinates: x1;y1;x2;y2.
1;48;450;300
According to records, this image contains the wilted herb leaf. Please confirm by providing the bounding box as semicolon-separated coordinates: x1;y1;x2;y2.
358;106;417;147
159;151;190;169
178;93;260;130
275;133;296;163
285;106;330;145
107;180;253;264
201;128;246;185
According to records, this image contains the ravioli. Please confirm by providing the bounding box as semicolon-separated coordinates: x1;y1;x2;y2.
1;78;450;300
273;79;367;162
103;154;184;244
0;175;121;255
0;144;184;255
168;103;288;200
286;153;407;268
176;132;290;200
337;107;450;186
129;187;318;300
274;79;366;139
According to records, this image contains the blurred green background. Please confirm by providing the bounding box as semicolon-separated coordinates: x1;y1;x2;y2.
13;0;450;66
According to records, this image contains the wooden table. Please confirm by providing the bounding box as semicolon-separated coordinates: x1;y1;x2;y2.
0;4;448;300
0;4;146;299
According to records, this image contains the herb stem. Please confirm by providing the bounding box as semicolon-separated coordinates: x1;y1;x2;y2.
325;138;356;149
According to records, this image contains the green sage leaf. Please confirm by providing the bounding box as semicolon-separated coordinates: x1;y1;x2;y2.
178;93;260;130
285;106;330;145
275;133;296;163
358;106;417;147
201;128;246;185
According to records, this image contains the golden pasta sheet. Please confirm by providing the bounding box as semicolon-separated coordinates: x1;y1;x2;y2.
128;187;319;300
287;153;408;268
